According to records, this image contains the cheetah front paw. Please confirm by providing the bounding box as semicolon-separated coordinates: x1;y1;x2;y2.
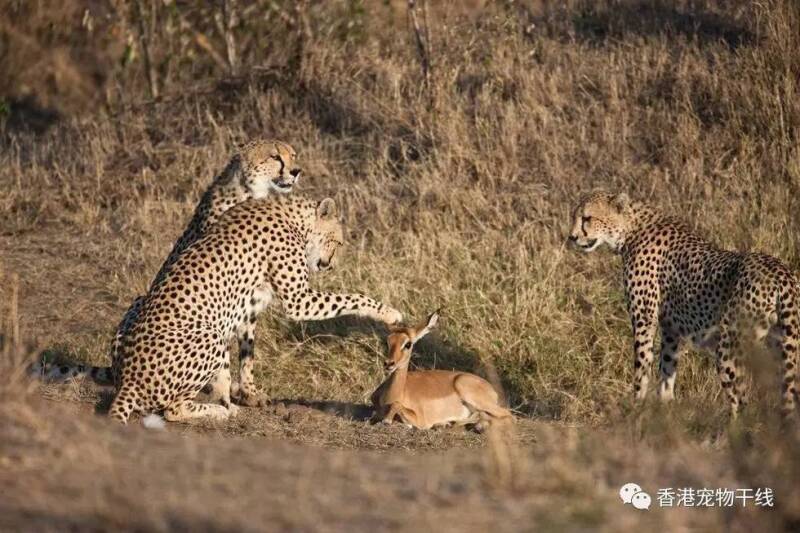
232;387;267;407
377;306;403;325
227;403;240;417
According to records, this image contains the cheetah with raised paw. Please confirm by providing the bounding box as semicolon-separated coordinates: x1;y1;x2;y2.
109;194;403;424
569;191;799;418
35;139;301;402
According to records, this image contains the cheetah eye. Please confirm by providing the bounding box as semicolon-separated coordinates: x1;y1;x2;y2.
582;216;592;224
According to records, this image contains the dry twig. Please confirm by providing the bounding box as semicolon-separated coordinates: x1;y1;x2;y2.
407;0;433;90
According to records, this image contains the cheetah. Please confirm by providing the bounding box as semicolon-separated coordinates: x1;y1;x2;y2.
569;191;799;417
108;194;403;424
35;139;301;404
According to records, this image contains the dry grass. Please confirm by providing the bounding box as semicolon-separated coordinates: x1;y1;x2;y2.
2;0;800;530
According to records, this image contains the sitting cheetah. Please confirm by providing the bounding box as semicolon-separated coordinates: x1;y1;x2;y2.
109;194;402;424
36;139;301;404
569;191;799;417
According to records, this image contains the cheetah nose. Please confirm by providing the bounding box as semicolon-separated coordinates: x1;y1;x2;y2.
568;234;578;242
289;168;301;179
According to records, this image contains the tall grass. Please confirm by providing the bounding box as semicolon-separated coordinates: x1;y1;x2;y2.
1;0;798;429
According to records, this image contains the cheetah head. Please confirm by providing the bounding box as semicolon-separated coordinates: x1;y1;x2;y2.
238;139;301;197
307;198;344;273
568;191;632;253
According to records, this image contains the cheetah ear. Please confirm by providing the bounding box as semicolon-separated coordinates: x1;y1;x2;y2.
226;154;244;179
612;192;631;212
316;198;337;220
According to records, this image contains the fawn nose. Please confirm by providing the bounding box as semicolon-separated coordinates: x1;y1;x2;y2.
289;168;301;178
568;234;578;242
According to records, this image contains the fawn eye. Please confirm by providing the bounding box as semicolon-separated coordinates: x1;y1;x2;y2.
403;341;413;350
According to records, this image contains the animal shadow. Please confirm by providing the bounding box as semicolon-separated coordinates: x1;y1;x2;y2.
94;390;115;415
271;398;374;422
283;315;390;343
284;315;477;372
523;1;753;49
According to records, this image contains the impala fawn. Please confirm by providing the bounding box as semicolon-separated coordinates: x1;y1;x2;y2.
370;311;513;430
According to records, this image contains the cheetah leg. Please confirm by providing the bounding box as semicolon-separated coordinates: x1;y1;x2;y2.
302;293;399;324
270;257;402;324
164;399;234;423
715;324;745;418
657;328;686;401
108;385;140;425
280;290;402;325
777;292;800;417
109;295;145;387
206;364;238;415
779;332;798;416
167;328;239;422
234;321;262;407
630;309;658;401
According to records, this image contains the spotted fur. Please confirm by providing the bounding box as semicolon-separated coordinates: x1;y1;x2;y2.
569;191;799;417
108;194;402;424
33;139;301;403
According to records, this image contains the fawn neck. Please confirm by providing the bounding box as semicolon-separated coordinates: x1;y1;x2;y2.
383;362;410;404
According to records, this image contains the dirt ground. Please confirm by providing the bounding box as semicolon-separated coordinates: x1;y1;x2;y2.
0;383;753;533
1;233;795;532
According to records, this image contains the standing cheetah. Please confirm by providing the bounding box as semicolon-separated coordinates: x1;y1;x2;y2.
36;139;301;403
569;191;799;417
109;194;402;424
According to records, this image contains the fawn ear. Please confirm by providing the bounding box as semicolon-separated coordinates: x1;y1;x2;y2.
412;310;440;342
426;310;440;330
316;198;337;220
612;192;630;212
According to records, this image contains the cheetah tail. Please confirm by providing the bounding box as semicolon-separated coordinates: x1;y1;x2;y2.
29;359;113;385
